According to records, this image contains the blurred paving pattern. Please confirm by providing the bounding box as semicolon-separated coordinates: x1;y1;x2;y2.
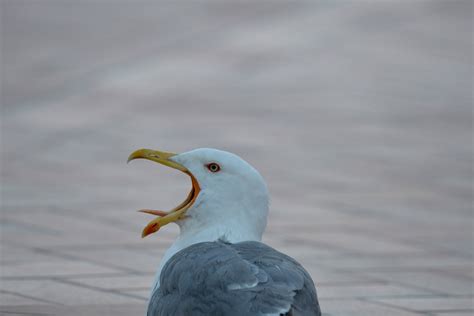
1;1;472;315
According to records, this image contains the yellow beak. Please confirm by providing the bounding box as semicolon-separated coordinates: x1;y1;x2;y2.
127;149;200;238
127;149;187;171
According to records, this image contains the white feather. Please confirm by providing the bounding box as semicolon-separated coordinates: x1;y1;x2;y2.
150;148;270;293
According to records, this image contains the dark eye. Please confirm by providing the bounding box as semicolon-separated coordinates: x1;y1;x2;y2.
207;163;221;173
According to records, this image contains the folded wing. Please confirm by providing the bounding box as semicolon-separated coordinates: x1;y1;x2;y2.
148;240;321;316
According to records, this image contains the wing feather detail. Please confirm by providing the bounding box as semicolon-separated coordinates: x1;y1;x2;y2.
148;240;321;316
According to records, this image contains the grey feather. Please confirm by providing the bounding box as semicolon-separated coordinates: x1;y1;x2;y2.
148;240;321;316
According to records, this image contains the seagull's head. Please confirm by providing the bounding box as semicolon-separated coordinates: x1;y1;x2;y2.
128;148;269;240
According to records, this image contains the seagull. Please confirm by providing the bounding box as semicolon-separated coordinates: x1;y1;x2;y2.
128;148;321;316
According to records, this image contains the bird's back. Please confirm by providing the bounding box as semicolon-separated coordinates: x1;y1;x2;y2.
148;240;321;316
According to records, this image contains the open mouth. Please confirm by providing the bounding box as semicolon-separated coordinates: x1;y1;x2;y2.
128;149;200;238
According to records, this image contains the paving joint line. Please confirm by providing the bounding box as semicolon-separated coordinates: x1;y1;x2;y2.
53;278;148;302
0;290;61;306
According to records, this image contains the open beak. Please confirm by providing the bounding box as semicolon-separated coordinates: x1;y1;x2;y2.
127;149;200;238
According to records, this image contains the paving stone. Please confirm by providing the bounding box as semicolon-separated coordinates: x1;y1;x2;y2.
1;0;471;314
285;231;425;255
0;258;123;279
51;248;159;274
361;271;473;296
317;282;434;299
0;304;146;316
308;253;473;274
369;297;474;313
66;275;153;291
0;280;146;306
435;267;474;282
433;312;474;315
116;289;151;301
321;299;422;316
0;292;51;307
301;267;376;286
0;246;54;266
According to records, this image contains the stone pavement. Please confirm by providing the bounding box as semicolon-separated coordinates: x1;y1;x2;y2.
1;1;472;315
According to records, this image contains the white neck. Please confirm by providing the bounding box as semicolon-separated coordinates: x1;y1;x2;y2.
177;218;264;252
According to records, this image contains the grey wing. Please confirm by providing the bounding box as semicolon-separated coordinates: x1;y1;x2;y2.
148;241;321;316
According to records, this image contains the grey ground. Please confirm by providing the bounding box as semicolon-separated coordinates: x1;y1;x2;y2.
0;1;472;315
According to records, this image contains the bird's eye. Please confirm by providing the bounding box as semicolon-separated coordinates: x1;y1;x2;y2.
207;163;221;173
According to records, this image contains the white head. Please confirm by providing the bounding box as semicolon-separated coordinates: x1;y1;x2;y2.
128;148;269;243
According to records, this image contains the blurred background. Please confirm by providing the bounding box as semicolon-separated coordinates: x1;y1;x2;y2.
1;1;472;315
